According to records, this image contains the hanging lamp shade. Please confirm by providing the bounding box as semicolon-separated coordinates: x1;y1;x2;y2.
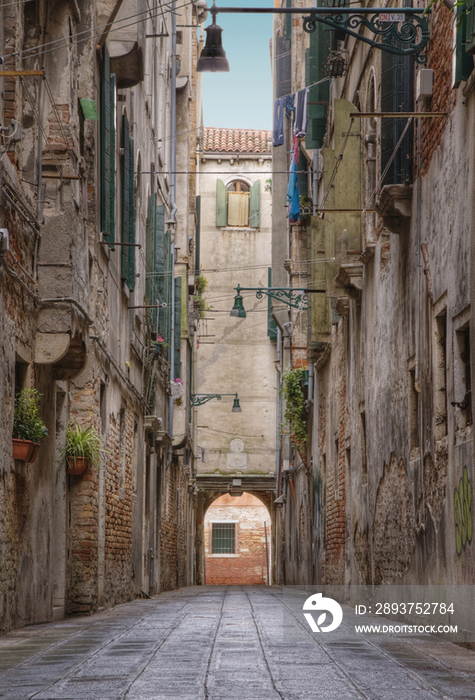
230;291;246;317
197;21;230;73
231;395;242;413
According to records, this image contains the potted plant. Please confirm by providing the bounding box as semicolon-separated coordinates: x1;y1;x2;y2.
12;388;48;462
58;423;106;475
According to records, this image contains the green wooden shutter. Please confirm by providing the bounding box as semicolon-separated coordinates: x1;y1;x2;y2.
109;74;116;247
127;138;135;291
216;179;227;226
381;52;413;186
455;4;474;85
285;0;292;41
466;0;475;54
267;268;277;340
159;229;173;353
155;205;166;340
100;46;111;240
174;276;182;378
249;180;260;228
121;114;130;281
145;194;157;331
306;4;329;151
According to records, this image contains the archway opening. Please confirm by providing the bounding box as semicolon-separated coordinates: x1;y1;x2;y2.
204;492;271;585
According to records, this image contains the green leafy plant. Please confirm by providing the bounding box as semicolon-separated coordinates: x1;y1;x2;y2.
13;388;48;443
194;274;213;319
58;423;107;472
299;194;312;209
281;368;308;449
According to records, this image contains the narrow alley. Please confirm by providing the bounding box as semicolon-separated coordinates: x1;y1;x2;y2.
1;586;474;700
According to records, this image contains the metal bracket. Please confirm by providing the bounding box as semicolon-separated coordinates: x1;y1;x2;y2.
235;285;325;311
191;393;240;407
302;9;429;65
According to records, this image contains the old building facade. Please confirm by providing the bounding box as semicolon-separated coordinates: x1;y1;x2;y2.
0;0;205;633
272;1;475;586
193;127;278;584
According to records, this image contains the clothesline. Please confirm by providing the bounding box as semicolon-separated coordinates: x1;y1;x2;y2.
277;76;331;102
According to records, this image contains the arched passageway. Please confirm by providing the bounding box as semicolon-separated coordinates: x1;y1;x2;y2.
196;488;276;586
204;492;271;585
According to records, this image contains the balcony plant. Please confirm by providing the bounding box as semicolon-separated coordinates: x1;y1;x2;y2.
12;388;48;462
58;423;106;475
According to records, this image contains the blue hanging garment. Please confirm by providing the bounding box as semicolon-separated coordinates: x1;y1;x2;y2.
273;97;284;147
287;158;300;222
284;94;295;120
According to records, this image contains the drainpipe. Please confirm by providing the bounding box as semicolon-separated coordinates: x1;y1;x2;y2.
168;0;178;464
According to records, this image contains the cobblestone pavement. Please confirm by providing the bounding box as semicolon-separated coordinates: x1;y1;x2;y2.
0;586;474;700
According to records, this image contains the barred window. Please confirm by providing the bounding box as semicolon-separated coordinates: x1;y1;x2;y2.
211;523;236;554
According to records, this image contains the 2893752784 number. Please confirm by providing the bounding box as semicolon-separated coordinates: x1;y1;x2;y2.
374;602;454;615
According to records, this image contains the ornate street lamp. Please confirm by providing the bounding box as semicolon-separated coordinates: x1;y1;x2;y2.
230;284;326;316
191;392;242;412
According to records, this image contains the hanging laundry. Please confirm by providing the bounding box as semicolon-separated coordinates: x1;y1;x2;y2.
287;158;300;223
293;87;309;137
292;134;299;167
284;94;295;120
273;97;284;147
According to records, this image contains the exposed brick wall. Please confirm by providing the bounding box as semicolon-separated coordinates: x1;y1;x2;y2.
204;493;271;585
324;327;347;585
159;460;189;592
103;405;134;606
418;5;457;177
0;472;30;632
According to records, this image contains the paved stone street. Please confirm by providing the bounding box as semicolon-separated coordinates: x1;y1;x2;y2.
0;586;474;700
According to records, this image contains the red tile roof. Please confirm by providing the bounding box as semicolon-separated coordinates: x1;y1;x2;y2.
203;128;272;154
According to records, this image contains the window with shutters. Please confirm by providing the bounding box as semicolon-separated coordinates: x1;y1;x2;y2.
121;113;136;289
381;52;414;187
453;4;474;86
216;179;260;228
145;196;174;353
305;0;330;151
100;46;116;247
466;0;475;54
174;277;182;378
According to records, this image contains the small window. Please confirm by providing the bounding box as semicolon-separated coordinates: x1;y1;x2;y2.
216;178;260;228
211;522;236;554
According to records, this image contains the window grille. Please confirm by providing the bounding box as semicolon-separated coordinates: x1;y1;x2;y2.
211;523;236;554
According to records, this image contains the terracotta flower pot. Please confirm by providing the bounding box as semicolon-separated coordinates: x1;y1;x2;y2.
12;438;36;462
67;456;89;475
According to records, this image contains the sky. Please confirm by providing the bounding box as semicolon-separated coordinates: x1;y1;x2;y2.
200;0;273;131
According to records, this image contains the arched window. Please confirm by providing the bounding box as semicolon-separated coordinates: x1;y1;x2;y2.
215;178;260;228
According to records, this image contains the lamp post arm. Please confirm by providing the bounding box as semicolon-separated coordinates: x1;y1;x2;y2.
191;393;239;407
